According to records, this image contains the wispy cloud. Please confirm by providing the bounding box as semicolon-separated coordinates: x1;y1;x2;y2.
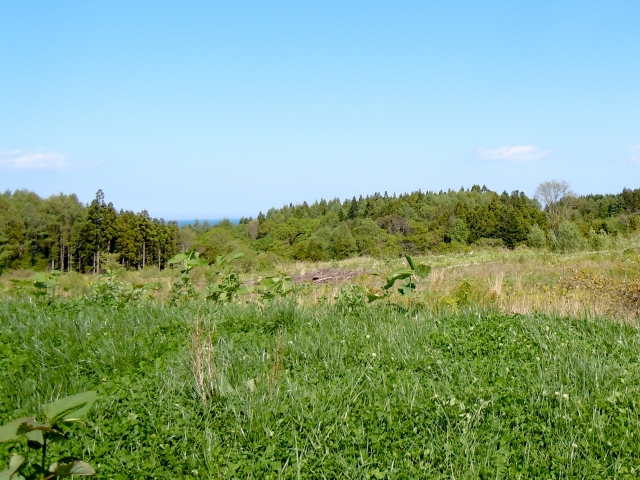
630;145;640;164
0;149;83;170
477;145;550;162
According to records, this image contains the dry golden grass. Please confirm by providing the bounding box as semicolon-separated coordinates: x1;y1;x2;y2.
2;236;639;320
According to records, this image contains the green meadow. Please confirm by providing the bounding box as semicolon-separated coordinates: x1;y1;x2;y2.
2;292;640;478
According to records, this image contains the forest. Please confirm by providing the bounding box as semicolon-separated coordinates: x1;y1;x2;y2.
1;183;638;275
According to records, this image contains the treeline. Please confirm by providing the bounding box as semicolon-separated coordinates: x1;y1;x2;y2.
230;185;639;262
1;185;639;274
0;189;179;274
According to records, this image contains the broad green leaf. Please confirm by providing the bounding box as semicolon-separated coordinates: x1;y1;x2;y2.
236;286;251;295
25;429;44;448
260;278;276;288
167;253;187;265
49;458;95;476
367;293;386;303
187;257;208;267
228;252;244;260
398;286;416;296
404;254;416;271
43;391;97;424
384;270;413;290
16;419;62;436
0;471;25;480
8;456;24;474
415;264;432;278
0;418;33;443
0;454;25;480
31;272;49;283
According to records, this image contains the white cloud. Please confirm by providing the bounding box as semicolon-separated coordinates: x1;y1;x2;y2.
630;145;640;164
0;149;73;170
477;145;550;162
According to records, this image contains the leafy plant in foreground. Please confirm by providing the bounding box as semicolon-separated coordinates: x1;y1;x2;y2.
258;272;294;302
84;269;155;308
168;249;208;304
0;391;97;480
7;272;62;301
32;272;62;300
205;252;248;303
368;254;431;303
334;285;368;315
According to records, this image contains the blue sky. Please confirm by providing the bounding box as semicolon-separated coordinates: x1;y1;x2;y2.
1;1;638;219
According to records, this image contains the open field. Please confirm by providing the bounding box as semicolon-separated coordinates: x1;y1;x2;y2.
1;239;640;478
2;301;640;478
3;234;639;320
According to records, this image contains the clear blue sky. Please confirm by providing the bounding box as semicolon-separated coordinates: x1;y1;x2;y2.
1;1;638;219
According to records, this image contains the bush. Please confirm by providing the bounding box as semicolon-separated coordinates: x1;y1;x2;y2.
557;220;586;253
448;219;470;244
475;238;504;248
587;228;612;251
527;224;547;249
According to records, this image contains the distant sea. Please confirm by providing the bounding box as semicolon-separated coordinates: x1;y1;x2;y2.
176;219;241;227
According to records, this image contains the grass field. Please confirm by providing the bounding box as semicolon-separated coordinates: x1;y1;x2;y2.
1;241;640;478
2;299;640;478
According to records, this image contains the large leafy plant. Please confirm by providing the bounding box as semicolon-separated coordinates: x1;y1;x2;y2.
168;249;208;303
31;272;62;299
84;269;155;308
8;272;62;301
368;254;431;302
0;391;97;480
258;272;294;302
205;252;248;302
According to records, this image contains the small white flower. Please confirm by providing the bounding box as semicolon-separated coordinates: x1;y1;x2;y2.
269;430;274;437
288;340;293;345
555;391;560;396
536;357;540;361
371;353;377;358
572;443;577;448
563;393;569;400
366;334;370;339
